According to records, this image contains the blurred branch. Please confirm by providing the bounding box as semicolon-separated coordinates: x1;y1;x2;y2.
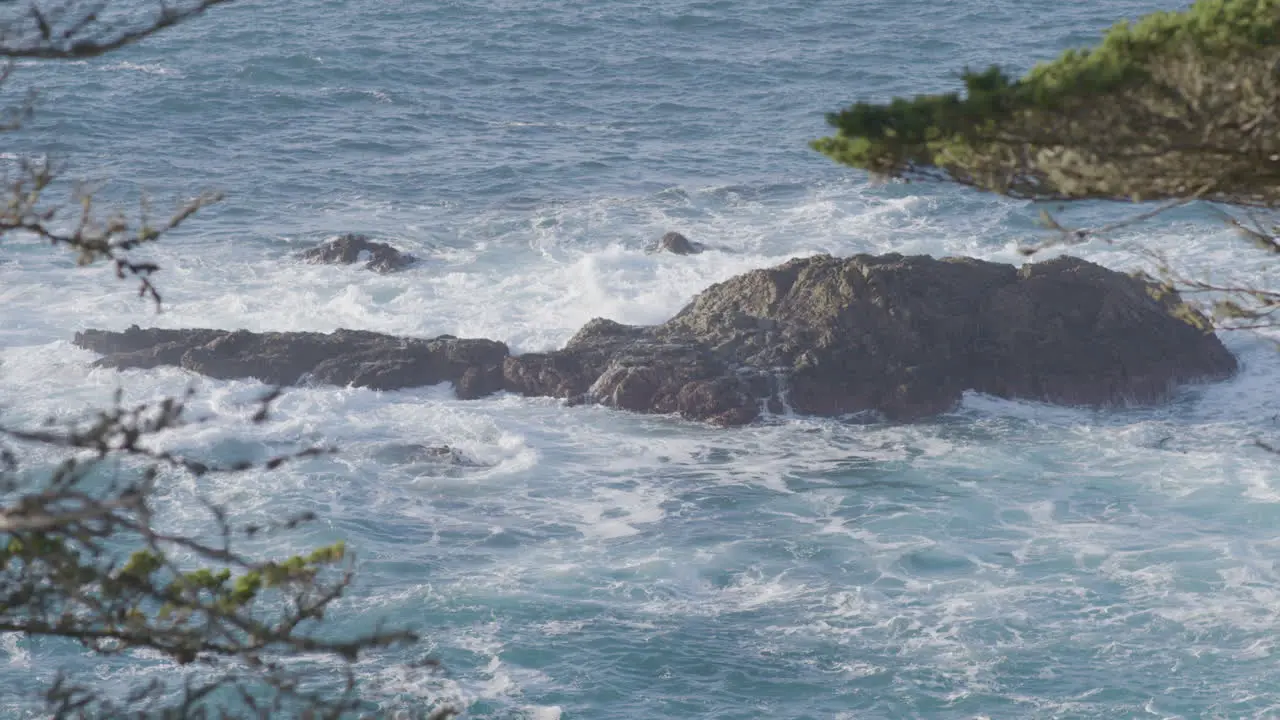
0;2;457;716
1016;197;1280;332
0;386;447;717
0;157;223;307
0;0;235;59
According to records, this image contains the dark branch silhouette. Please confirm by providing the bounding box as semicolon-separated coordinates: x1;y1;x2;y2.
0;0;236;59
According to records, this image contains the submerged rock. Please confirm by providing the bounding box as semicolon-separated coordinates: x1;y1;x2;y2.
373;443;485;467
297;233;417;273
74;253;1237;425
371;443;491;479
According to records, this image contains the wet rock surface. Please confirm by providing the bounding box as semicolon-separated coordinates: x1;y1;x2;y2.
297;234;417;273
75;326;508;396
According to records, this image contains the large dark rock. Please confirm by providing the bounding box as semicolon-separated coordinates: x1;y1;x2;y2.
646;253;1238;420
298;234;417;273
73;254;1238;425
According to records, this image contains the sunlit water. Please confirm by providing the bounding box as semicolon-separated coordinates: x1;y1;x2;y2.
2;1;1279;717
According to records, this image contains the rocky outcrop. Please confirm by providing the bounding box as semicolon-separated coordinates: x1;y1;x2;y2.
74;326;508;399
298;234;417;273
654;231;704;255
648;253;1237;420
73;253;1238;425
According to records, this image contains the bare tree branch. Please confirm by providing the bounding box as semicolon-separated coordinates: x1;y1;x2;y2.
0;0;235;59
0;2;456;716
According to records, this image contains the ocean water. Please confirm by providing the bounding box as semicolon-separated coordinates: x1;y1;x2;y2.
2;0;1280;717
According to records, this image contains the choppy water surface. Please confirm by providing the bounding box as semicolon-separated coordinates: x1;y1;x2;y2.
3;1;1279;717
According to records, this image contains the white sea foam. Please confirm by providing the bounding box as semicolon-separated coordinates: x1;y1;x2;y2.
3;175;1280;716
100;61;185;77
0;634;28;668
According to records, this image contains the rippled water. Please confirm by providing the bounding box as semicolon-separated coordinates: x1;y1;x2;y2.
3;0;1280;717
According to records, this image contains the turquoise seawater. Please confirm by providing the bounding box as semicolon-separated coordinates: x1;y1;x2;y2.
3;1;1280;717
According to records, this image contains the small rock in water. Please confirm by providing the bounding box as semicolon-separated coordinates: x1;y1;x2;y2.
655;231;704;255
297;233;417;273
